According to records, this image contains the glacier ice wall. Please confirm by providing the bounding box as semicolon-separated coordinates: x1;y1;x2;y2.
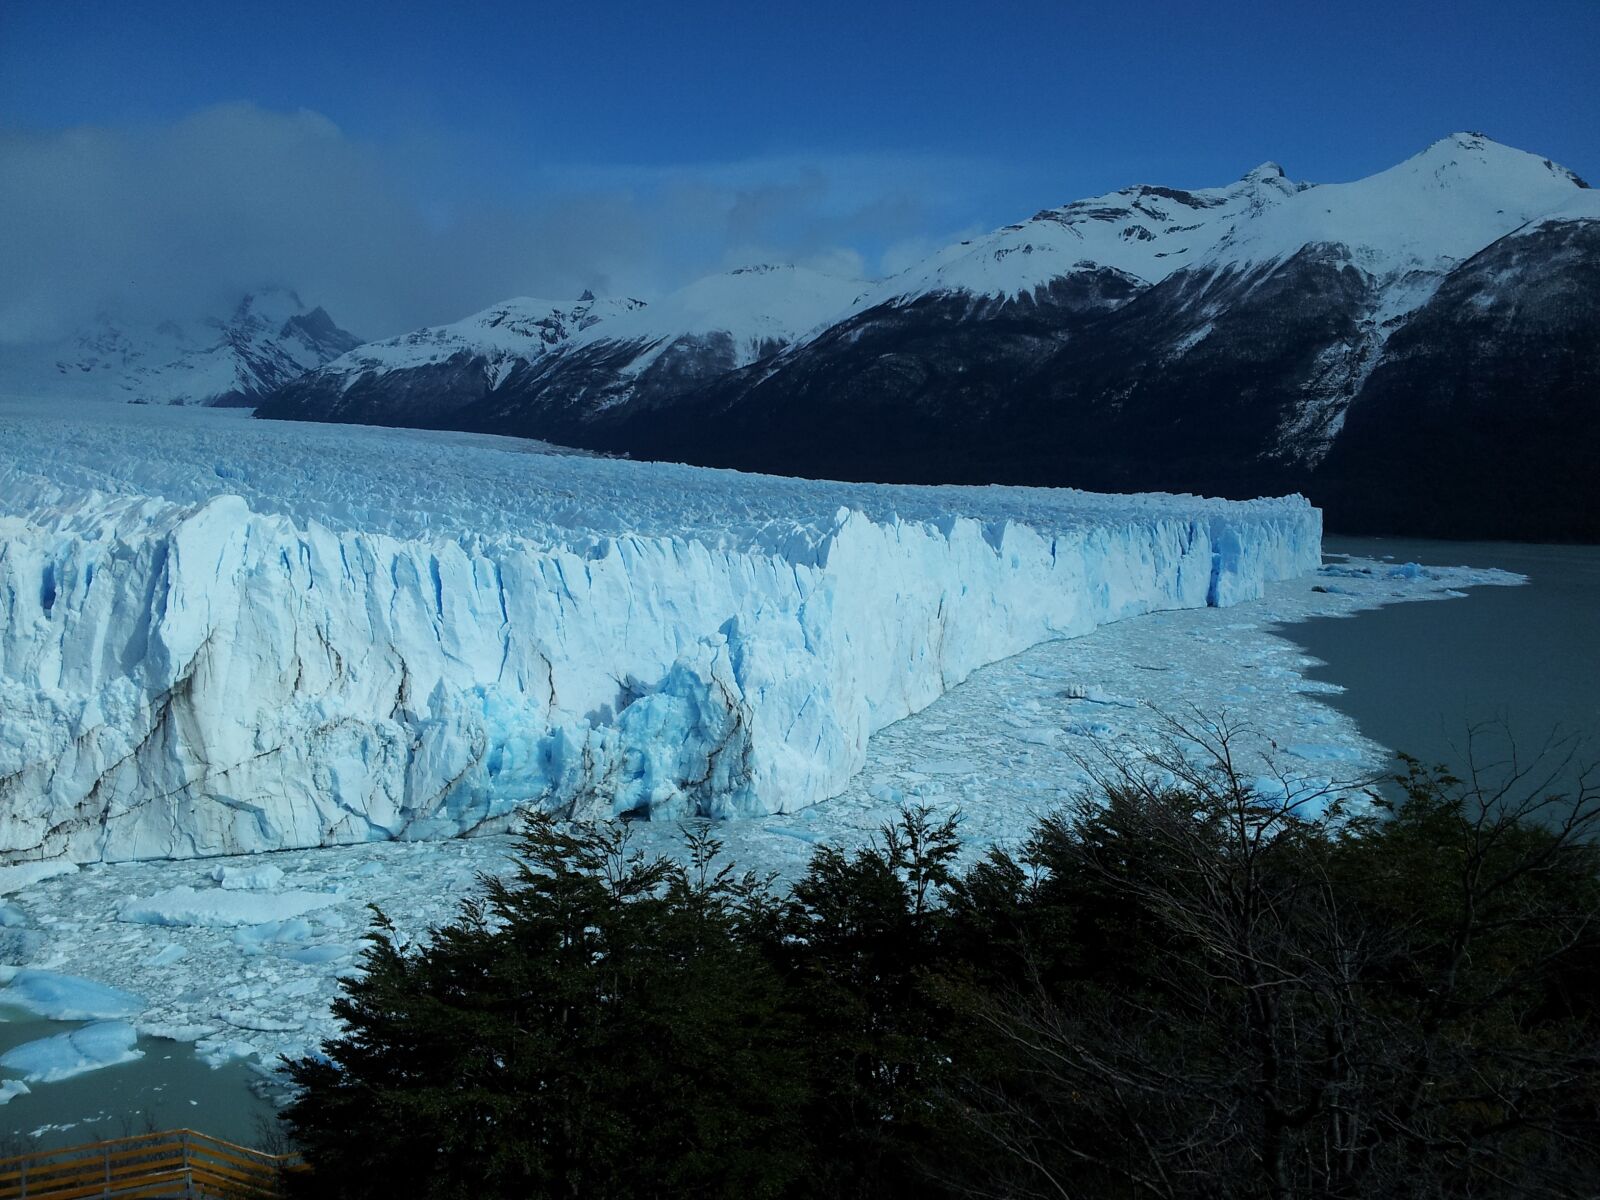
0;403;1321;863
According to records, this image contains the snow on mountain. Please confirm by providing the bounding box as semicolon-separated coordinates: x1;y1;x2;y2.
865;132;1585;312
257;267;862;431
1204;134;1591;463
866;163;1306;306
308;293;646;394
1512;184;1600;232
1205;133;1589;278
0;288;361;408
566;264;866;368
0;399;1319;864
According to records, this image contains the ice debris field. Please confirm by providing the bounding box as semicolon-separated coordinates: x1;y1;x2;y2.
1;400;1315;864
0;401;1522;1115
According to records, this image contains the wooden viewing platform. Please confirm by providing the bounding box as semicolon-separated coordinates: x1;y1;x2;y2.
0;1128;303;1199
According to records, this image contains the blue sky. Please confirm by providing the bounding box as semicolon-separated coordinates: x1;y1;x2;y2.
2;0;1596;337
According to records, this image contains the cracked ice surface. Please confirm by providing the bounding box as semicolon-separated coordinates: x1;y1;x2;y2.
0;556;1522;1076
0;401;1316;863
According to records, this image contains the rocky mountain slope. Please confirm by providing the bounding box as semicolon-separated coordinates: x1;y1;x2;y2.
0;289;361;407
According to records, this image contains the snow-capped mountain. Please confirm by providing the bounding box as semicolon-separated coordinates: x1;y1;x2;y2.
0;288;361;408
1203;132;1586;277
253;134;1599;540
573;134;1597;540
256;292;646;427
258;265;862;434
861;160;1305;309
458;265;864;438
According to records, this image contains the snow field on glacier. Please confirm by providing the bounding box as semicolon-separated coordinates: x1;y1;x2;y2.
0;401;1316;863
0;555;1522;1091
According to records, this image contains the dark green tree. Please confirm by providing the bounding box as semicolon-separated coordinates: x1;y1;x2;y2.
281;816;808;1200
764;804;966;1198
279;723;1600;1200
941;720;1600;1200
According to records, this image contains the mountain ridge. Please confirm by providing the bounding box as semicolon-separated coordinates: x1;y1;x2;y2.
248;134;1599;539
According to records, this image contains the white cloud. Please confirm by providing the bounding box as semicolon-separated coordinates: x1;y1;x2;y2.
0;104;1000;342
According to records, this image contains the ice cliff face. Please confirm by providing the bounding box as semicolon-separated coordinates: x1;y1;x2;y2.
0;403;1320;865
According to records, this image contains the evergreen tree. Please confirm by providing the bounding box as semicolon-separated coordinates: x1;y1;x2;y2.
282;817;808;1200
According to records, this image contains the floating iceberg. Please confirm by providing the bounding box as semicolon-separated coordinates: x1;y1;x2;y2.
0;969;146;1021
116;886;335;928
0;402;1321;863
0;1020;143;1084
211;863;286;891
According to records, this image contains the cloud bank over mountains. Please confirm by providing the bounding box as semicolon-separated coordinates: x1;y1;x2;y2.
0;103;987;342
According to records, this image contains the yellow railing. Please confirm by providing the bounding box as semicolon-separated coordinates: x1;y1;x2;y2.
0;1128;303;1199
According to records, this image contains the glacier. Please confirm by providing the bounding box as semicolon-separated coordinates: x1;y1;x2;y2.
0;401;1320;864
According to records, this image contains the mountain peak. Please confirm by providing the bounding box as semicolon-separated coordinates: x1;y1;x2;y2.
1404;132;1584;186
234;287;309;329
1241;161;1288;183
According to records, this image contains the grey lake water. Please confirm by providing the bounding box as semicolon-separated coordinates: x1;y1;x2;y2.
1289;537;1600;800
2;535;1594;1154
0;1013;281;1153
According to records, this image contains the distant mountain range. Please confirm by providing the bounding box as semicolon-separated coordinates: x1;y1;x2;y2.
12;134;1594;540
0;288;360;408
253;134;1597;540
258;265;865;434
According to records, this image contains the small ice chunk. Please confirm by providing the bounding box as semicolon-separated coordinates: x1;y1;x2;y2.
0;927;44;964
918;758;979;776
0;1079;31;1104
219;1010;304;1033
211;863;286;891
117;886;335;928
195;1037;259;1068
138;1023;217;1043
1285;742;1367;763
0;970;146;1020
0;904;27;927
1015;727;1060;747
1063;720;1112;737
284;943;354;965
0;1021;143;1083
145;944;189;968
231;918;312;947
0;862;77;896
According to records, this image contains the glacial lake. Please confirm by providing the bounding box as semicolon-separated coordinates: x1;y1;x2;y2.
1289;537;1600;801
